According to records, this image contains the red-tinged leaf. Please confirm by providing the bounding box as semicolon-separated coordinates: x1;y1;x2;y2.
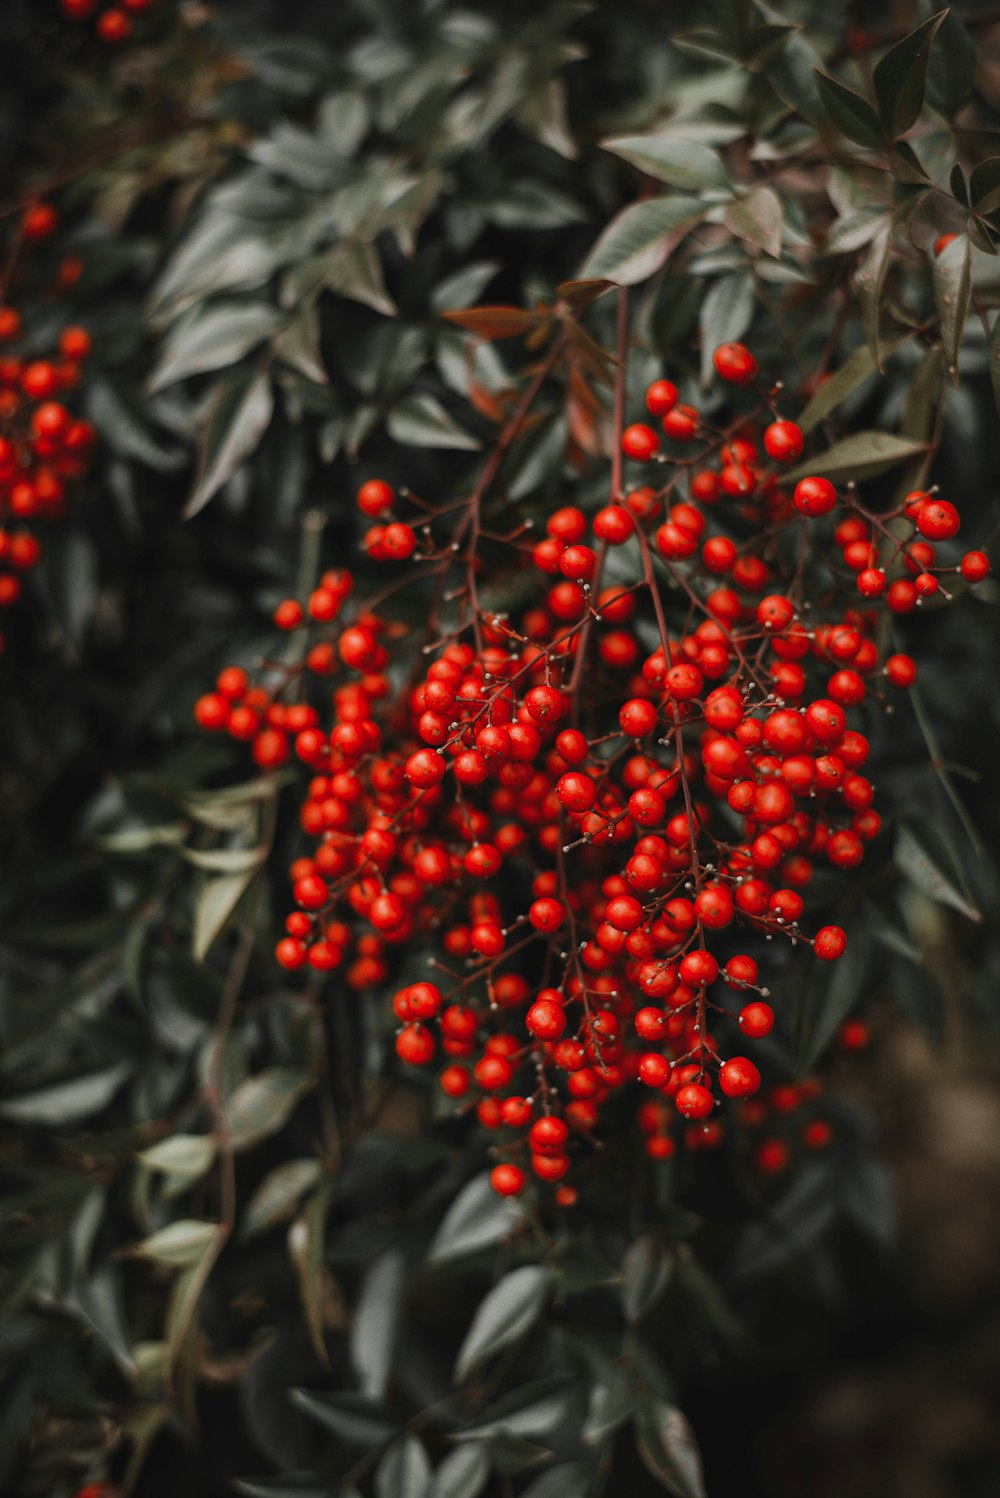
440;305;541;340
467;382;513;423
556;278;616;310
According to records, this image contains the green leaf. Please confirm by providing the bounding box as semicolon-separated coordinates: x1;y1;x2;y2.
453;1380;570;1443
890;142;930;186
325;240;397;316
722;185;783;258
798;344;876;432
351;1249;404;1400
932;232;972;384
622;1233;674;1323
635;1398;707;1498
0;1062;132;1125
454;1265;551;1382
926;9;975;117
872;11;947;140
989;312;1000;419
86;380;184;471
857;218;893;371
427;1172;524;1263
699;272;754;385
291;1389;394;1448
895;825;982;923
950;162;969;207
431;261;501;312
184;370;274;519
970;157;1000;216
376;1439;431;1498
813;70;884;149
519;1466;594;1498
137;1134;217;1179
227;1068;312;1152
520;77;578;161
785;430;927;483
387;394;481;450
193;866;258;961
429;1446;490;1498
149;303;283;393
797;930;871;1071
94;821;189;853
600;133;729;192
241;1159;321;1240
289;1177;334;1367
183;844;267;873
580;197;704;286
137;1219;219;1267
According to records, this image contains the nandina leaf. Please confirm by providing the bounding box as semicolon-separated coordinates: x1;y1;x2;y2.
635;1396;707;1498
872;11;947;141
453;1265;551;1381
375;1437;432;1498
440;305;540;339
429;1446;490;1498
784;430;927;483
600;132;730;193
622;1233;674;1323
722;185;783;258
580;196;704;286
239;1159;321;1240
426;1172;525;1262
136;1219;218;1267
813;70;884;149
351;1249;405;1400
227;1068;312;1152
970;156;1000;216
932;232;972;385
184;369;274;519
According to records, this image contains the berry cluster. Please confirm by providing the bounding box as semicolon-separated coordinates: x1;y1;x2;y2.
59;0;155;44
195;336;988;1200
0;203;95;652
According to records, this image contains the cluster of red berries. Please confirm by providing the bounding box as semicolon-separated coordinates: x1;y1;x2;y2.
0;204;95;651
194;338;987;1201
59;0;155;44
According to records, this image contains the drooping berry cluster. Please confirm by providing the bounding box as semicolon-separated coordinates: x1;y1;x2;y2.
0;203;95;652
195;334;988;1200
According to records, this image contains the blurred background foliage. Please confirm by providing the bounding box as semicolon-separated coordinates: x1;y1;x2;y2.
1;1;1000;1495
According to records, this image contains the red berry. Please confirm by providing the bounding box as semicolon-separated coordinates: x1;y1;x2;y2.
646;379;678;417
793;476;837;518
675;1082;714;1119
713;342;758;385
490;1163;526;1196
719;1057;761;1098
763;420;804;463
814;925;847;961
622;424;659;461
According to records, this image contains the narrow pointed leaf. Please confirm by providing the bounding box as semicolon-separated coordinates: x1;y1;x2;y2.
580;197;704;286
814;70;884;148
454;1265;550;1381
872;11;947;140
600;133;729;192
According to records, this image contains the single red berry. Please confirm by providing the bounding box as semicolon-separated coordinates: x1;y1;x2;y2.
719;1057;761;1098
739;1002;774;1038
713;342;758;385
646;379;679;417
793;476;837;518
675;1082;714;1119
763;420;804;463
96;8;133;41
957;549;987;583
814;925;847;961
622;423;659;461
490;1163;526;1196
